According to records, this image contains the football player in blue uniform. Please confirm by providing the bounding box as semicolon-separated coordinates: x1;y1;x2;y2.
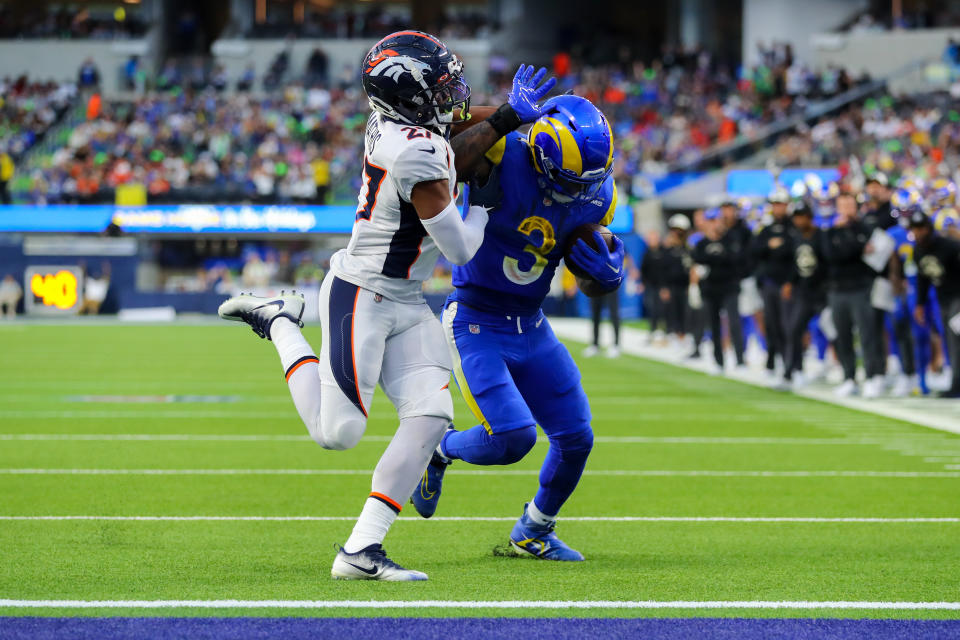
888;213;931;395
412;95;623;561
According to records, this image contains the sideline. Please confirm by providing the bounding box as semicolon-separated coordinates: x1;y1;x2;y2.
549;319;960;436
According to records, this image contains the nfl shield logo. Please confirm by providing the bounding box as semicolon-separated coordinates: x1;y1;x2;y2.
469;324;480;334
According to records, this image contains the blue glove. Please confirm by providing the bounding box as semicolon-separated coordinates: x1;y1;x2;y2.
569;232;625;291
508;64;557;124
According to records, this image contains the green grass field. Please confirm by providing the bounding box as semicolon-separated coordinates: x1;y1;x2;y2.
0;322;958;619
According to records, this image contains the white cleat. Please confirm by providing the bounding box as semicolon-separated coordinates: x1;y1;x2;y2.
218;292;305;341
769;376;792;392
582;345;600;358
862;375;885;399
834;379;859;398
791;371;808;390
605;345;621;359
331;544;427;581
890;374;916;398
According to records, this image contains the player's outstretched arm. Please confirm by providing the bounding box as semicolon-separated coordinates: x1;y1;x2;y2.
450;106;498;137
451;65;556;183
412;179;489;265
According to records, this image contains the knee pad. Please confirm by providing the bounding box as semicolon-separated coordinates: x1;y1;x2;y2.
396;385;454;423
550;426;594;456
494;425;538;465
311;416;365;451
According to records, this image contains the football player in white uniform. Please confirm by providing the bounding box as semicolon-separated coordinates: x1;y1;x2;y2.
219;30;555;580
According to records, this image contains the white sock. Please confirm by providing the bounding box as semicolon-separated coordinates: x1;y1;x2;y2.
372;415;448;498
342;416;448;552
527;499;555;526
270;317;324;442
271;317;314;373
344;497;398;553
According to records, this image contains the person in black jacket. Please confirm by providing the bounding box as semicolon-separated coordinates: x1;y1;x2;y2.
659;215;693;339
910;211;960;398
751;188;795;373
721;197;753;280
640;231;665;339
782;204;826;386
862;173;896;232
822;192;885;397
693;209;745;372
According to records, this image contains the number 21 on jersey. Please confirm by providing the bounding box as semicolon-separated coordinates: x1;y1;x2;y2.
356;157;387;221
503;216;555;285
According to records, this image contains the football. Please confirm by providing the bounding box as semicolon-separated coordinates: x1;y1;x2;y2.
563;223;617;279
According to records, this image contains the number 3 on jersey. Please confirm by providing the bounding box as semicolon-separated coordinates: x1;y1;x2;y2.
356;157;387;221
503;216;555;285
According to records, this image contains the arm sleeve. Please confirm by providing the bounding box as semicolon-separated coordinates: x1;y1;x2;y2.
419;200;489;266
392;141;450;202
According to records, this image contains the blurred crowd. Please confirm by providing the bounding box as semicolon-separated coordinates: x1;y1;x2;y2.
773;93;960;173
8;40;873;206
16;86;368;206
535;45;867;198
638;169;960;399
0;76;77;158
0;4;146;40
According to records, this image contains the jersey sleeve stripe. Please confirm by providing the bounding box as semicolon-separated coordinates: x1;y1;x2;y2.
484;137;507;166
599;181;618;227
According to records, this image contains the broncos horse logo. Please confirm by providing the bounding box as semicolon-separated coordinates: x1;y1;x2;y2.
366;51;433;85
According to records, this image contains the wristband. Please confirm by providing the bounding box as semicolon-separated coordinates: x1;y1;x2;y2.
485;103;522;137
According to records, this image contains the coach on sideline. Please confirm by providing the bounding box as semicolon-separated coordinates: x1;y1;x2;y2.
822;192;884;398
911;211;960;398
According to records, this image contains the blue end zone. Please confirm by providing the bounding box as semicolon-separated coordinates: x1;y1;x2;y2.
1;618;959;639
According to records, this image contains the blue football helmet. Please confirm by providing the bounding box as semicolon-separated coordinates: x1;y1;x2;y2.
935;207;959;233
361;30;470;135
891;187;922;213
929;177;956;208
527;95;614;204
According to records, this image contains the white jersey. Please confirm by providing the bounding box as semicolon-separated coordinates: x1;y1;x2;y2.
330;112;457;304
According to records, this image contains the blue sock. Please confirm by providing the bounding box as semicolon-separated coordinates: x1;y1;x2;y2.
886;313;901;361
533;428;594;516
810;318;829;360
442;424;537;466
914;323;931;394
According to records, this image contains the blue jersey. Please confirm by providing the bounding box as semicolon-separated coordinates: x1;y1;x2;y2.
888;225;918;286
450;132;616;316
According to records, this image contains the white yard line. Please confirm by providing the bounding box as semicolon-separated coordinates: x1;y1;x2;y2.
550;319;960;436
0;599;957;610
0;468;957;478
0;433;902;445
0;465;960;478
0;515;956;523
